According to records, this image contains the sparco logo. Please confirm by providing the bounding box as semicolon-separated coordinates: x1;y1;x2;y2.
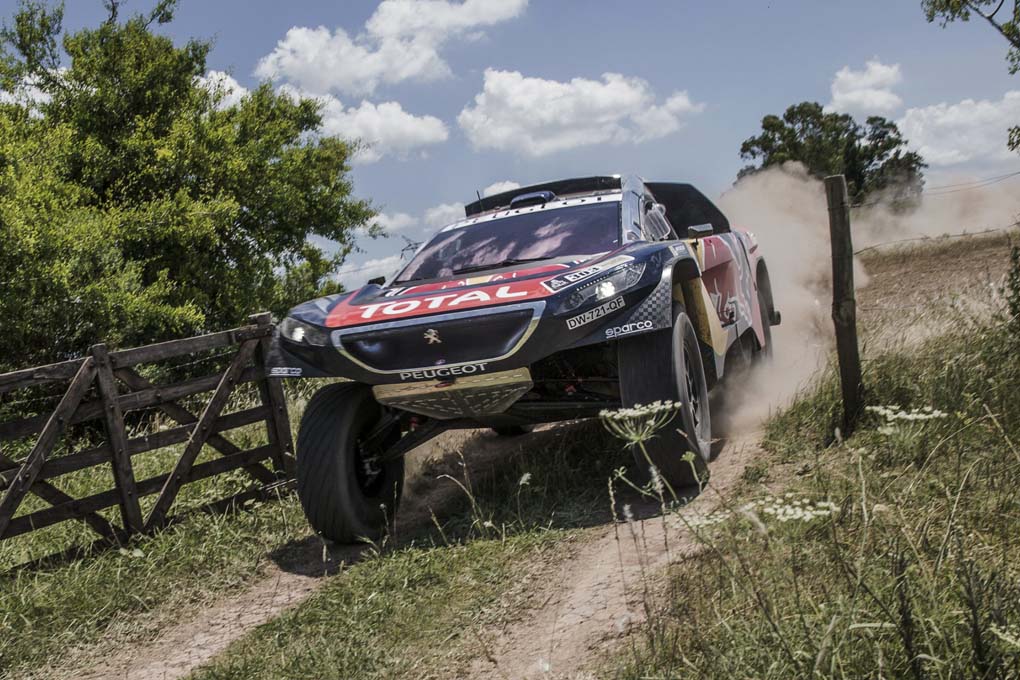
605;321;653;338
399;363;489;381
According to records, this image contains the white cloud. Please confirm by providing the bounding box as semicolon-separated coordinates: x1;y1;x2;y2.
279;86;448;163
336;254;404;289
457;69;705;156
897;91;1020;165
424;202;466;226
319;98;449;163
482;180;520;196
827;60;903;116
196;70;248;109
256;0;528;96
373;212;418;232
0;73;58;110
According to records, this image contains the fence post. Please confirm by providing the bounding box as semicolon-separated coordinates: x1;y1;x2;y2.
0;358;97;538
249;313;295;477
824;175;864;437
92;343;144;535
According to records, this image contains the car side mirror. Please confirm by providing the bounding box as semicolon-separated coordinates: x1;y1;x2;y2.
367;276;386;286
687;224;713;239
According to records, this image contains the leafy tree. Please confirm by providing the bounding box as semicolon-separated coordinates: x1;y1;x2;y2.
0;1;376;370
922;0;1020;151
739;102;927;206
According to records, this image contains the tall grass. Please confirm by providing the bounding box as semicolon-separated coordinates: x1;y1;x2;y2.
1;406;623;678
613;247;1020;678
0;380;322;678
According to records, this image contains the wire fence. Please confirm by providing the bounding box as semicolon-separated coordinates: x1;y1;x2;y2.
853;222;1020;256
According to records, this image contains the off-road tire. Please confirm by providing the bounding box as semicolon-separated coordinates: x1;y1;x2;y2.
617;310;711;489
296;383;403;543
756;286;774;360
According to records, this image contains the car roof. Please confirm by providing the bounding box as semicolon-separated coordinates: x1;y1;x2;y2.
464;175;730;234
464;176;622;217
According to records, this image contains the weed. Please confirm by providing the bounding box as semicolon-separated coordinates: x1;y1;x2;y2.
613;251;1020;678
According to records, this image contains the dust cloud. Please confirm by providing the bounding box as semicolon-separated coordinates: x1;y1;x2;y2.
713;161;1020;432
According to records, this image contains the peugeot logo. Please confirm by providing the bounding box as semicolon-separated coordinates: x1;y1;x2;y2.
423;328;441;345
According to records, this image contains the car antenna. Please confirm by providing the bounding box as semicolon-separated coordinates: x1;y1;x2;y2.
399;235;422;260
476;189;482;201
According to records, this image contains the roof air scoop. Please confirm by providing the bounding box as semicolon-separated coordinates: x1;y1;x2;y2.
509;190;557;209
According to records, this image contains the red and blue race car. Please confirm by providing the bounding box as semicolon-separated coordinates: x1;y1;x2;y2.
269;175;780;542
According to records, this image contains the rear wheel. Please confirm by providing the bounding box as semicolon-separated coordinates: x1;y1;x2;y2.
296;383;404;543
616;310;711;489
755;286;774;360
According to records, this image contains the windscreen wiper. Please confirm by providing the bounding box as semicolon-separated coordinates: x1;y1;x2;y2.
451;257;553;276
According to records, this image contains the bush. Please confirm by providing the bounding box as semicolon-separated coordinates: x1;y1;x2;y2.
0;0;376;371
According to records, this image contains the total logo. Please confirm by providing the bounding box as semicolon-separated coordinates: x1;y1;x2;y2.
399;363;489;381
605;320;654;338
359;286;528;320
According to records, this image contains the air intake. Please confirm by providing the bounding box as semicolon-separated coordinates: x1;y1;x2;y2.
509;191;557;209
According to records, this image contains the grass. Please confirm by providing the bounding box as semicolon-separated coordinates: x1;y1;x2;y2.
0;378;319;678
190;420;621;679
192;532;571;680
612;246;1020;678
0;384;624;679
0;493;311;678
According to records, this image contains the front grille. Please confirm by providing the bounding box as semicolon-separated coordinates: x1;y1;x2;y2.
339;309;533;372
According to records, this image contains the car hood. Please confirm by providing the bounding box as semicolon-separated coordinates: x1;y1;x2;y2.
296;250;638;329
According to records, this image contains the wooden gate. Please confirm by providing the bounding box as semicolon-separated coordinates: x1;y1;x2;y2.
0;313;294;550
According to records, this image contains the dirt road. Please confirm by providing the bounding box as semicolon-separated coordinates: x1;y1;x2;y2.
466;435;761;680
61;233;1016;680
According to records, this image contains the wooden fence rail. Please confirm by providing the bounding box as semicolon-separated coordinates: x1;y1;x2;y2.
0;313;294;551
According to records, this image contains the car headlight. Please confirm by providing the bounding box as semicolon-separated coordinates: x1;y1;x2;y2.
278;317;331;346
561;262;647;313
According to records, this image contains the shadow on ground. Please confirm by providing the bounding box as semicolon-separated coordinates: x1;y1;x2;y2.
269;417;727;577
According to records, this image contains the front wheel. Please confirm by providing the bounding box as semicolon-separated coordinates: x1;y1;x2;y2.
616;310;711;490
296;383;404;543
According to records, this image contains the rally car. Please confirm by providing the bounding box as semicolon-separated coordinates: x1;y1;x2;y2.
270;175;780;542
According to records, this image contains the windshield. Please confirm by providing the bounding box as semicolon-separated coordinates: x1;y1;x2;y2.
395;201;621;283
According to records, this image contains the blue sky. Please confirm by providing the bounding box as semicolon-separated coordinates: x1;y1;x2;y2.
10;0;1020;285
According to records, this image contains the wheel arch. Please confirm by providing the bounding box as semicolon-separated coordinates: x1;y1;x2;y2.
667;257;726;387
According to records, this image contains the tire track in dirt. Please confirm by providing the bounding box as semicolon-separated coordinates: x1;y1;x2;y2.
60;428;542;680
59;431;763;680
72;569;321;680
465;434;761;680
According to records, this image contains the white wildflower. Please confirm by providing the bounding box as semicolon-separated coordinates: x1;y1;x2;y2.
622;504;635;523
867;404;948;423
518;472;532;487
600;401;682;444
649;465;665;497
